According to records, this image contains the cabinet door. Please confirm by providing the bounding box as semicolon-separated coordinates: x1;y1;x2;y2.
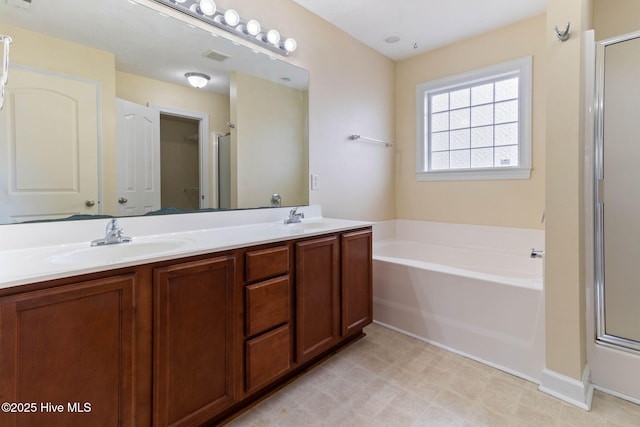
341;230;373;336
295;236;340;363
245;324;291;394
245;276;290;337
0;274;136;427
153;256;236;427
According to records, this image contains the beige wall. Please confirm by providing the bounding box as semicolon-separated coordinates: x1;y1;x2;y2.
231;72;308;209
218;0;396;221
594;0;640;40
394;15;546;229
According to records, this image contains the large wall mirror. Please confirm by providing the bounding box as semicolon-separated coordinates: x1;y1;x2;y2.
0;0;309;224
594;30;640;353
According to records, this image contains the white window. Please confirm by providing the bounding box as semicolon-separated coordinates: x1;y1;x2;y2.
416;56;532;181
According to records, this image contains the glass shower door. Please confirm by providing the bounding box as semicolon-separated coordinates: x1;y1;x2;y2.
595;32;640;351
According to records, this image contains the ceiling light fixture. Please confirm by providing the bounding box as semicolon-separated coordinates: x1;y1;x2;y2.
185;72;210;88
384;34;401;44
155;0;297;56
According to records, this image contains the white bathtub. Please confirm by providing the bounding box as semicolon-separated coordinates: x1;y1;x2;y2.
373;220;545;382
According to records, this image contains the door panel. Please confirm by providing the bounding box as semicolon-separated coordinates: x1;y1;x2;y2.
0;66;99;223
116;98;160;216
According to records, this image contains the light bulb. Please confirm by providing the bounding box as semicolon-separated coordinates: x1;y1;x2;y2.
266;29;280;45
245;19;261;36
198;0;216;16
283;38;297;53
223;9;240;27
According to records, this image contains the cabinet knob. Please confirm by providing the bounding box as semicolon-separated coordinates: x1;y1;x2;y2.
118;197;128;204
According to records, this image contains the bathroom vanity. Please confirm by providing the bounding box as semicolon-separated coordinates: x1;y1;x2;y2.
0;208;372;426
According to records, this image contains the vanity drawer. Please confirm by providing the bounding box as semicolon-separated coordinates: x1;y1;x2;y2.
245;325;291;394
245;276;290;337
245;246;289;282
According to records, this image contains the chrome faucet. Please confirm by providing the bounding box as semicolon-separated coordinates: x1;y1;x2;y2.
271;193;282;208
530;249;544;259
91;219;132;246
284;207;304;224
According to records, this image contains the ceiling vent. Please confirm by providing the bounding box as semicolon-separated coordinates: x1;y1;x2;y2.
203;49;231;62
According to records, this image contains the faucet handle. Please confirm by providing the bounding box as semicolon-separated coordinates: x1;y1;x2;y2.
106;218;119;233
284;207;304;224
289;207;304;218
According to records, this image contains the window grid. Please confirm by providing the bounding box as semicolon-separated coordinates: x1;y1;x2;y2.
427;76;520;171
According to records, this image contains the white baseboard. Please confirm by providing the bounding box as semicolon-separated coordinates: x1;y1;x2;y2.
593;384;640;406
538;366;594;410
372;320;540;384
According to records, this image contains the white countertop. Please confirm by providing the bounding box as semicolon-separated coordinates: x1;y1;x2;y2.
0;206;371;289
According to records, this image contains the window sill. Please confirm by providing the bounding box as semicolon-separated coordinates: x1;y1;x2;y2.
416;167;531;182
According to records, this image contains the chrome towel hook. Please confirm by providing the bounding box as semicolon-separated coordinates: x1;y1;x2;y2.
554;22;571;42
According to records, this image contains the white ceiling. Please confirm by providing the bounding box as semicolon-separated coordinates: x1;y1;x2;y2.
294;0;547;60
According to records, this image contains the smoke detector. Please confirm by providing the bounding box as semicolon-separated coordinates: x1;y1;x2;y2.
7;0;31;10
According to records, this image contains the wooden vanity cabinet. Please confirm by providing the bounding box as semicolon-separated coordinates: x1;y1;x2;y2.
152;255;237;427
0;226;373;426
0;273;137;427
341;229;373;337
294;235;341;363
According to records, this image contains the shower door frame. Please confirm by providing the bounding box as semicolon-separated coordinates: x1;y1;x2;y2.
594;30;640;354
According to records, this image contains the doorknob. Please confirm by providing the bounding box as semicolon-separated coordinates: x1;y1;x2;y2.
85;200;95;207
118;197;128;204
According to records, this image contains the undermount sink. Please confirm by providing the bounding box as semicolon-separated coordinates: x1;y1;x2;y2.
48;239;191;265
283;221;327;230
281;221;329;231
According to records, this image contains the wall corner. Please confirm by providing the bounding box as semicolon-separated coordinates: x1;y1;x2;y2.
539;365;594;410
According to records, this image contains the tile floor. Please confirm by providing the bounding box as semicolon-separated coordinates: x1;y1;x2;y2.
226;323;640;426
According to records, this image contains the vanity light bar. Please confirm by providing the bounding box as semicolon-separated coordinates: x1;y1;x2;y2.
152;0;297;56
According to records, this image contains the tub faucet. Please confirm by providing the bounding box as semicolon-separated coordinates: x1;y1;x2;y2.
284;207;304;224
530;249;544;259
91;218;132;246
